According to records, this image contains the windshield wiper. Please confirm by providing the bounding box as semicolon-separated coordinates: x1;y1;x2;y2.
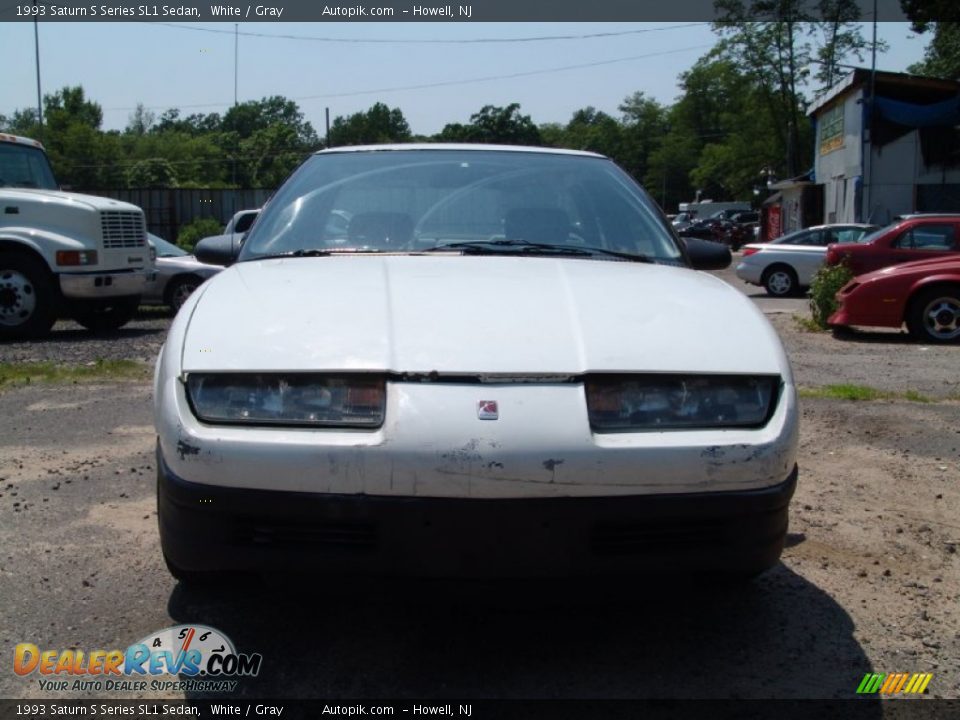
424;239;655;263
252;247;384;260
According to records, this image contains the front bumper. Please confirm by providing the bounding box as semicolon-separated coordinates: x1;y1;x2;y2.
158;446;797;579
59;269;147;299
735;261;762;285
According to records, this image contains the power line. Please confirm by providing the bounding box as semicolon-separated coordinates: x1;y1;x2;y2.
147;21;709;45
103;43;713;113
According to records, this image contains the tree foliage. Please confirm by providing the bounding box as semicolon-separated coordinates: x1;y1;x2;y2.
437;104;541;145
328;102;412;146
907;22;960;80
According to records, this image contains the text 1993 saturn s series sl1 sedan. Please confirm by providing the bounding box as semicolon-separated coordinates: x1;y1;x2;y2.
153;145;798;582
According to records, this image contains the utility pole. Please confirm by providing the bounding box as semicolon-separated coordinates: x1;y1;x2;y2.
33;0;42;137
231;23;238;222
234;23;238;107
866;0;878;222
325;107;331;147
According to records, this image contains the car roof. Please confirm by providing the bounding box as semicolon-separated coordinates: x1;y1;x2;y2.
894;213;960;220
314;143;606;159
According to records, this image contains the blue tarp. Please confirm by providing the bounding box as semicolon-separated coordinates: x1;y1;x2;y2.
873;94;960;128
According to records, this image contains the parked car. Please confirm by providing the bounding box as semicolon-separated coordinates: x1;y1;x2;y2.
737;224;880;296
828;255;960;343
825;214;960;276
223;209;259;235
678;216;725;241
155;144;798;583
143;234;221;312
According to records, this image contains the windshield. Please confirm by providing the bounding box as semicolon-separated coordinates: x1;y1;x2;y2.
770;228;813;245
856;225;890;244
0;142;58;190
240;149;682;264
149;235;188;257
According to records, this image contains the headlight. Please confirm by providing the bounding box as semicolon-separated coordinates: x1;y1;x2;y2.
185;374;385;428
585;375;779;431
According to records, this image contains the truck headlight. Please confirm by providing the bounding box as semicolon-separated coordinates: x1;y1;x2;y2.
185;373;386;428
585;374;779;431
56;250;98;266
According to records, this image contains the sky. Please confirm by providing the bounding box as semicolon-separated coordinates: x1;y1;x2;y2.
0;21;929;137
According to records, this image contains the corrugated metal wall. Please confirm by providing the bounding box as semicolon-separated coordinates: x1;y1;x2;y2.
85;188;275;241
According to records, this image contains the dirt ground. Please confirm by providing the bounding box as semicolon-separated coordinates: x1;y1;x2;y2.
1;292;958;701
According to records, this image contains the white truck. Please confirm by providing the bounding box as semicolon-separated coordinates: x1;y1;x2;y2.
0;133;151;339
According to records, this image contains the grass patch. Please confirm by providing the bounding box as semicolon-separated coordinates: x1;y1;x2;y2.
792;315;826;333
800;384;934;403
0;359;149;390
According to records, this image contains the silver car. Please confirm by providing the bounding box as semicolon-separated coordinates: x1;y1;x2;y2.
736;224;879;296
143;234;222;312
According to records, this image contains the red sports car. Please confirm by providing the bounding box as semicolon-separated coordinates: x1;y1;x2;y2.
828;255;960;343
825;213;960;276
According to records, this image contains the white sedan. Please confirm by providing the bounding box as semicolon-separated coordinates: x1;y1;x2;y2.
736;224;879;296
154;144;799;582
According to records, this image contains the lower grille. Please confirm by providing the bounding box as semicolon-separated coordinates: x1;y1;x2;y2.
591;520;728;556
245;521;378;551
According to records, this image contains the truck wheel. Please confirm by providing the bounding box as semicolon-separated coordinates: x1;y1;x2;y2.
0;253;58;340
71;296;140;334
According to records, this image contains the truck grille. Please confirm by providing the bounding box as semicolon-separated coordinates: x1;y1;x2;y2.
100;211;145;249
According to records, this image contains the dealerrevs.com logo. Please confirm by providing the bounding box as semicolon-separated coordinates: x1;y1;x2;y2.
14;625;262;693
856;672;933;695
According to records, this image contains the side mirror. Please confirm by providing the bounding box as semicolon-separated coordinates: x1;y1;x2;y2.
195;235;241;267
683;237;731;271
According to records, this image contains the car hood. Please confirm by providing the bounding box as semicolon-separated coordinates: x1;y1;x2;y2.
157;254;221;275
181;255;787;376
865;254;960;279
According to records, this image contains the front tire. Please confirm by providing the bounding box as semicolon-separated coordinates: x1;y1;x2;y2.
906;286;960;343
164;276;201;313
0;252;58;340
71;296;140;334
762;265;799;297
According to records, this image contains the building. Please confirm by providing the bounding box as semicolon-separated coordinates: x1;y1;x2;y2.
808;69;960;226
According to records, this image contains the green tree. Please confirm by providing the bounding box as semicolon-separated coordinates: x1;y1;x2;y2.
126;103;156;136
327;102;412;146
437;104;541;145
901;0;959;78
176;217;222;251
563;107;624;159
906;22;960;79
126;158;178;188
617;92;668;184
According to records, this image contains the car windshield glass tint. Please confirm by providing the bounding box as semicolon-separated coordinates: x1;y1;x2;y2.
240;149;681;263
771;229;810;245
151;236;188;257
234;213;257;233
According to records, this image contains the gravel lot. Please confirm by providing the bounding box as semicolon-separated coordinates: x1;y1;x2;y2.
1;266;958;701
